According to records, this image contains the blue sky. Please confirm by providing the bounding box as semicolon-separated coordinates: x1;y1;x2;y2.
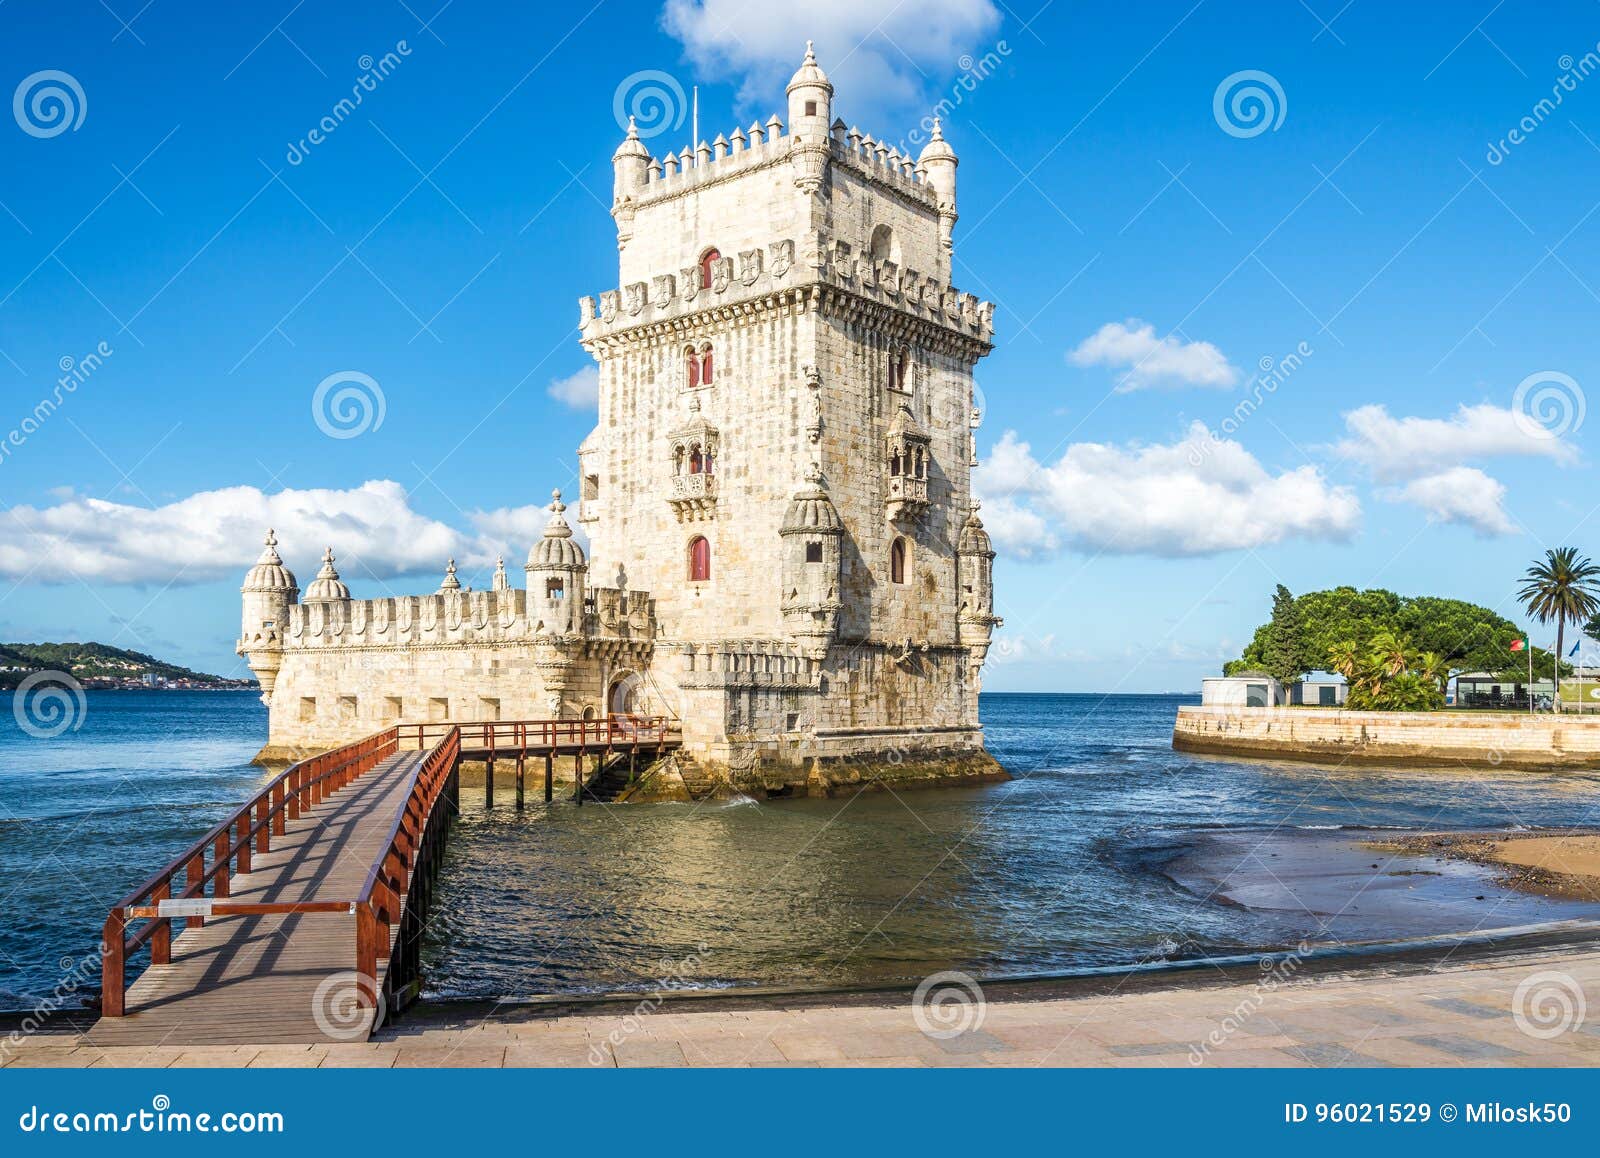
2;1;1599;692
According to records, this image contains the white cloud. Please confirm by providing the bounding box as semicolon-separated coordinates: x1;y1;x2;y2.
1385;467;1518;537
0;481;562;587
548;365;599;409
1333;402;1576;481
974;425;1360;557
662;0;1003;114
1069;320;1239;392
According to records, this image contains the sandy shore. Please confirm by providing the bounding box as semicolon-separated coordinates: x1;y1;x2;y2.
1376;831;1600;902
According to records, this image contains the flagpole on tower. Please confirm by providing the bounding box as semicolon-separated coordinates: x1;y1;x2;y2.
692;86;698;159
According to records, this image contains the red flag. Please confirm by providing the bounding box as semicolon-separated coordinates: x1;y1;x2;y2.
1510;638;1527;652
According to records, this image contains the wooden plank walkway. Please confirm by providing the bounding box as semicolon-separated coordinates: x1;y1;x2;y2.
86;752;424;1047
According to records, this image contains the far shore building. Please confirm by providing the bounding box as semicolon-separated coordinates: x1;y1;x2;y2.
238;46;1006;798
1200;674;1286;708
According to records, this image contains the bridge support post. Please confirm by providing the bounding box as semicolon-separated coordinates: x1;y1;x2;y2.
575;748;585;806
100;911;125;1017
485;758;494;810
515;752;525;809
544;753;553;803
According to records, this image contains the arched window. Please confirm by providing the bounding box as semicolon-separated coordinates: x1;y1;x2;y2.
886;347;909;391
914;447;925;478
699;247;721;289
689;443;704;474
685;345;699;388
890;450;903;477
700;342;714;385
870;224;899;265
890;537;908;585
688;535;712;582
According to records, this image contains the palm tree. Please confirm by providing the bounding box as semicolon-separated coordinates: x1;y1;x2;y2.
1414;650;1449;694
1327;640;1360;682
1367;629;1413;681
1518;547;1600;712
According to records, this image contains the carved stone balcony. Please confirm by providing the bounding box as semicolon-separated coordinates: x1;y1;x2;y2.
668;472;717;522
886;474;929;521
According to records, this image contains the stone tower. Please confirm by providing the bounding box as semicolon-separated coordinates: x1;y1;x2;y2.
576;45;1003;783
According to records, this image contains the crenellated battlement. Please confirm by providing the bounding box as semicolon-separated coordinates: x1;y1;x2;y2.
278;585;655;650
577;231;994;347
623;114;939;210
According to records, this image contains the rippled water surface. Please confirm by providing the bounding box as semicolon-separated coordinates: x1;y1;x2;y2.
5;691;1600;1008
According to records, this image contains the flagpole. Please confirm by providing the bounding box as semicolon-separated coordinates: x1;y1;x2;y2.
1528;636;1534;713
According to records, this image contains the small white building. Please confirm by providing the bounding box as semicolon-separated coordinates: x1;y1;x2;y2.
1200;675;1286;708
1290;673;1347;707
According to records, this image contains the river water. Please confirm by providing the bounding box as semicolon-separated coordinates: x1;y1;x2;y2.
4;690;1600;1008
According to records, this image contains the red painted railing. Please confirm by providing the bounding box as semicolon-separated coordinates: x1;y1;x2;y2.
354;726;460;1012
100;729;401;1017
398;716;673;753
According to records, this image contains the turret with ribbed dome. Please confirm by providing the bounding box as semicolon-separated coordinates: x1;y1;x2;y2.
787;41;833;193
237;529;299;706
302;547;351;603
918;117;959;257
526;489;588;634
779;463;843;657
957;500;1001;676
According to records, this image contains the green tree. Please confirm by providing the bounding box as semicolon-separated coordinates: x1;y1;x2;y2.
1227;586;1521;677
1262;584;1308;685
1517;548;1600;712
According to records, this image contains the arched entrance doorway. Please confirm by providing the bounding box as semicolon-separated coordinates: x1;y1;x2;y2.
608;672;643;719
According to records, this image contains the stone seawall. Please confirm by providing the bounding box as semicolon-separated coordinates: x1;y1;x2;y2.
1173;705;1600;770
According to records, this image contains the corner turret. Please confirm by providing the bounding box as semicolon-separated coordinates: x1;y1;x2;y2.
787;42;833;193
918;118;959;259
612;116;651;248
237;529;299;706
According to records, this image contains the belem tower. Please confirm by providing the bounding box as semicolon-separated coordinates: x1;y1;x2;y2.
238;45;1005;798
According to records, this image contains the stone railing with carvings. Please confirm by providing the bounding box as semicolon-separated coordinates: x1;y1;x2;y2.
668;471;716;522
886;475;930;519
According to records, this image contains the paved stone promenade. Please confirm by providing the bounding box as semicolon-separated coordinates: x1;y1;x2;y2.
6;942;1599;1068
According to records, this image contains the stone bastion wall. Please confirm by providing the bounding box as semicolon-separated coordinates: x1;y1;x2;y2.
1173;704;1600;770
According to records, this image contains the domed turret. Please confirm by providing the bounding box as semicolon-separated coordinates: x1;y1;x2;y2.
780;463;843;657
438;558;461;592
526;490;588;634
787;42;833;193
238;529;299;706
957;500;1001;667
918;118;959;270
611;116;650;248
302;547;351;603
243;528;298;595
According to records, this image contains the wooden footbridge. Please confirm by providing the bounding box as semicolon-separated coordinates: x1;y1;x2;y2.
90;717;678;1046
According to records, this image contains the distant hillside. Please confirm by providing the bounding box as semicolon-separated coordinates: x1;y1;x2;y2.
0;642;254;690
